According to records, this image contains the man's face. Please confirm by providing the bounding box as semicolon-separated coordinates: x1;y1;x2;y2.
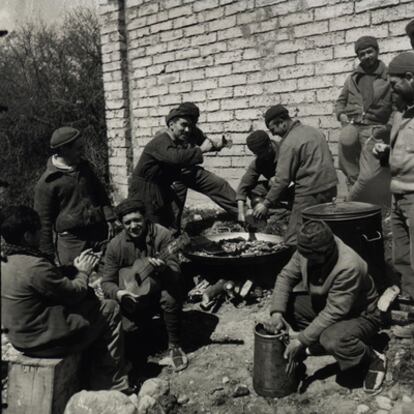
389;72;414;105
122;211;145;240
59;137;84;166
357;46;379;71
268;117;289;137
169;117;192;142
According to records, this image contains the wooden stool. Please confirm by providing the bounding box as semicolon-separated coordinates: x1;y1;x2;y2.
3;346;81;414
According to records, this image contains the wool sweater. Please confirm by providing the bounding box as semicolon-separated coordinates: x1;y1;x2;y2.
270;237;379;346
263;121;337;206
389;109;414;194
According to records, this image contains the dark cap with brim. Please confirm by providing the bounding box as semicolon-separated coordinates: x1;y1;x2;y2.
50;127;81;149
165;107;196;125
115;199;146;220
388;51;414;75
264;104;289;128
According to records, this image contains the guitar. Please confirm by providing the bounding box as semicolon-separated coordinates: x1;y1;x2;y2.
118;232;191;314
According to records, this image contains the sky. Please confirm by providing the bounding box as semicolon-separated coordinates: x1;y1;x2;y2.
0;0;96;32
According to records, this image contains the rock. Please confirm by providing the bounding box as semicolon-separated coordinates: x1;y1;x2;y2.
376;396;392;411
402;395;412;403
357;404;370;414
390;402;414;414
177;394;189;405
64;390;137;414
222;376;230;384
211;391;226;406
137;395;162;414
388;388;400;401
232;384;250;398
158;394;178;414
138;379;170;400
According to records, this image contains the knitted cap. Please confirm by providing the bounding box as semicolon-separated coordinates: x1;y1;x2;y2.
50;127;80;149
297;220;335;257
388;52;414;75
178;102;200;122
264;104;289;128
165;106;196;125
246;130;271;154
115;199;146;220
354;36;379;54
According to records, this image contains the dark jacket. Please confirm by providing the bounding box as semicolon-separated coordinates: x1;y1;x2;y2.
270;237;379;346
1;253;92;350
34;158;114;257
129;128;203;211
264;121;338;206
101;222;181;301
334;61;392;125
236;140;280;201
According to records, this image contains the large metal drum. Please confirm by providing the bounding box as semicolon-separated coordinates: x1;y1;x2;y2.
302;201;387;292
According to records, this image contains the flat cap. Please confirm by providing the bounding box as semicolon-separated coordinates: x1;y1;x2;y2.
115;199;146;220
354;36;378;54
50;127;80;149
178;102;200;122
388;51;414;75
264;104;289;127
166;106;196;125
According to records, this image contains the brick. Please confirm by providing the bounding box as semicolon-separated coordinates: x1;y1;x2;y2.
334;73;349;87
227;36;257;50
206;64;232;77
296;103;332;116
356;0;399;13
298;75;334;91
207;87;233;100
146;84;168;96
166;60;188;72
255;0;283;6
197;100;220;113
378;36;412;53
184;24;206;37
169;82;192;93
306;31;345;48
181;91;206;102
218;26;245;40
265;79;297;93
279;64;314;80
334;44;355;59
203;157;232;168
168;5;192;19
232;60;261;73
389;20;414;37
223;120;253;132
207;111;233;122
135;77;156;89
243;48;262;60
316;87;342;102
193;78;219;90
180;69;205;81
194;0;219;12
173;14;198;29
209;15;236;31
162;0;182;9
222;98;250;109
234;85;263;96
175;48;200;60
132;67;147;79
191;33;217;46
146;43;168;55
197;8;223;22
153;51;176;64
160;29;183;42
235;109;261;120
297;47;333;64
237;11;263;25
188;56;214;68
225;0;255;16
345;26;389;43
314;3;354;20
315;59;355;75
147;64;165;75
214;50;243;65
146;10;168;26
132;56;152;68
159;94;182;105
150;20;173;33
167;37;191;51
371;3;414;24
279;11;314;27
231;156;251;168
138;2;159;16
295;21;329;38
262;53;296;69
218;74;247;87
273;38;307;54
200;41;228;56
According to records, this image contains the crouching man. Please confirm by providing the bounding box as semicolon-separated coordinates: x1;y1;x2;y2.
1;206;131;393
101;199;188;371
264;220;385;394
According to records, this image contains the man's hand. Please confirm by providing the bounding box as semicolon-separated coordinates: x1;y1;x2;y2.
283;338;305;361
263;312;288;334
74;248;100;276
339;113;349;126
253;202;268;219
372;143;390;158
237;200;246;223
200;138;214;153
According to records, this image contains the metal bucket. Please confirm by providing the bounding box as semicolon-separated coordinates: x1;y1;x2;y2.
253;324;300;398
302;201;387;292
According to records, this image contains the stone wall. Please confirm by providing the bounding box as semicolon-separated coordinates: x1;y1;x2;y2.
98;0;413;206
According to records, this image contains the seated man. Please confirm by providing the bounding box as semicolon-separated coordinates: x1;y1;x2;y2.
236;130;293;222
1;206;131;393
100;199;188;371
264;220;385;394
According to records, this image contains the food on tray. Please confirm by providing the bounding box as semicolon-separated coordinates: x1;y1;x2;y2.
192;237;286;257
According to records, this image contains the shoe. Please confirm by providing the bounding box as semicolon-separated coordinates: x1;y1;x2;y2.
363;350;387;394
393;323;414;339
377;285;400;312
169;346;188;372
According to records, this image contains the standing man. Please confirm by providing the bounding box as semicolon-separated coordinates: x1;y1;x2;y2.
101;199;188;371
129;104;238;230
34;127;115;265
264;220;385;394
335;36;393;186
253;105;337;246
376;52;414;338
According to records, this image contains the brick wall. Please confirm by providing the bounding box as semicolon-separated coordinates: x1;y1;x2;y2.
98;0;413;206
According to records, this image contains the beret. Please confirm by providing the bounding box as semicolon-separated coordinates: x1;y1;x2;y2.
246;130;271;154
388;51;414;75
115;199;146;220
50;127;80;149
297;220;335;257
165;106;196;125
178;102;200;122
354;36;379;54
264;105;289;128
